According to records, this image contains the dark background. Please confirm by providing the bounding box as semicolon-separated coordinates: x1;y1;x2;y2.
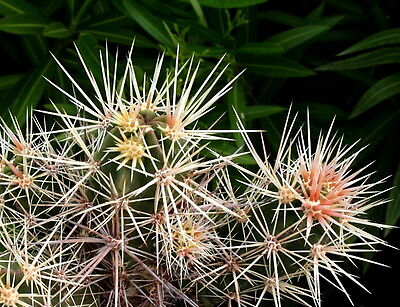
0;0;399;306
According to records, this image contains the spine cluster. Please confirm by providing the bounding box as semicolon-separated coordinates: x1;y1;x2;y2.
0;46;391;307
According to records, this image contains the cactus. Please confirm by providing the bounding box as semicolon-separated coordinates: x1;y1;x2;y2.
0;46;392;307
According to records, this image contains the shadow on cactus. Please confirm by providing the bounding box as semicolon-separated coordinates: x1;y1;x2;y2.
0;44;393;307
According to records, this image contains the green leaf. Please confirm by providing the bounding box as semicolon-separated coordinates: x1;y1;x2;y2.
350;73;400;118
76;33;103;81
49;65;69;106
67;0;75;17
71;0;96;27
368;1;388;30
84;13;130;28
205;142;256;165
92;0;111;14
385;165;400;235
182;45;226;58
21;35;48;65
305;3;324;24
315;15;344;28
189;0;207;26
318;29;362;42
363;109;399;145
0;14;47;34
0;73;23;92
238;42;283;55
325;0;363;16
267;25;329;52
245;105;287;120
258;10;303;27
260;116;281;152
316;47;400;71
84;27;155;48
243;57;315;78
339;28;400;56
334;70;375;86
122;0;173;48
6;57;54;124
41;0;65;16
297;102;347;120
177;19;230;45
0;0;38;15
227;81;246;147
181;0;267;8
43;103;77;115
43;22;70;38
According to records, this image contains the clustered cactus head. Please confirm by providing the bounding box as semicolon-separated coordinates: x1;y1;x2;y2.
0;45;393;307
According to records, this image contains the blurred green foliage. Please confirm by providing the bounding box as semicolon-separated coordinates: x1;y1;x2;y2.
0;1;399;304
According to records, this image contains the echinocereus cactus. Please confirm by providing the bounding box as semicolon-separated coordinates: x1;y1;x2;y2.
0;45;393;307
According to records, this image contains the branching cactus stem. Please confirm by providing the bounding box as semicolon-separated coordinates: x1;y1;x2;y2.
0;45;393;307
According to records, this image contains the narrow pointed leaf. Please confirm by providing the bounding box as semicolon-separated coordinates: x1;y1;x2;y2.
0;0;38;15
258;10;303;27
315;15;344;27
43;22;70;38
385;165;400;236
298;102;347;120
7;56;54;124
76;33;103;80
0;74;22;92
305;3;324;24
182;0;267;8
350;73;400;118
228;81;246;147
245;105;286;120
317;47;400;71
122;0;173;48
238;42;283;55
339;28;400;56
205;143;256;165
267;25;329;51
243;57;315;78
21;35;48;65
183;45;226;58
85;27;155;48
43;103;77;115
0;14;47;34
177;19;230;45
84;13;130;28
